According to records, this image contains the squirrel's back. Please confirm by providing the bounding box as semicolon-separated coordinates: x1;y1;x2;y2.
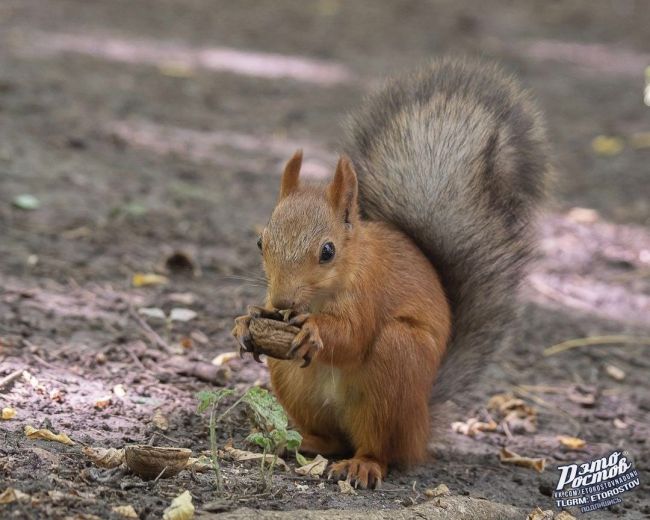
344;58;549;405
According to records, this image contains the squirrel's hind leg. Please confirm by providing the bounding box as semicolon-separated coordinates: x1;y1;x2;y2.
299;432;349;457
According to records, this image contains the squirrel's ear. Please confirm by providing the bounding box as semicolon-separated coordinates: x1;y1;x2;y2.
328;155;358;224
279;149;303;200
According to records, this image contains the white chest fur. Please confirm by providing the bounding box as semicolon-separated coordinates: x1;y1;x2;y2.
312;365;343;408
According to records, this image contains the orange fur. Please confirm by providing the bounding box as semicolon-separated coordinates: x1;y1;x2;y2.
258;155;451;488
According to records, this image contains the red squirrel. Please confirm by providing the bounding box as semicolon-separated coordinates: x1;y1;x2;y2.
233;58;548;488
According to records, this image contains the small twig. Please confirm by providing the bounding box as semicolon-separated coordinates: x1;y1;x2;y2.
0;369;23;392
544;335;650;356
122;345;147;371
148;432;181;445
501;420;513;441
31;354;58;370
128;305;175;354
152;465;169;484
210;403;224;493
516;384;567;394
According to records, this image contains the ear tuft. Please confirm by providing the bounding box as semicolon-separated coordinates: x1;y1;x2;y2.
279;149;303;199
328;155;359;224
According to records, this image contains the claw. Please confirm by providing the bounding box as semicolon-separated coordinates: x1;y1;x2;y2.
300;356;311;368
289;313;309;326
252;351;262;363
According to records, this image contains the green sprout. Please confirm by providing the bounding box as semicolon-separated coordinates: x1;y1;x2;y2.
196;386;303;491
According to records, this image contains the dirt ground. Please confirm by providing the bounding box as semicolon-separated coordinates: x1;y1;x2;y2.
1;0;649;518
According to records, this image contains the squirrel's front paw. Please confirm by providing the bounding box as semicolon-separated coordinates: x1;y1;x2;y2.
287;315;323;367
232;313;258;361
232;305;277;362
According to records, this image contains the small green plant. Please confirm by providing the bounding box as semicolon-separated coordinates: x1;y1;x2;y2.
196;386;303;491
196;388;235;493
240;387;302;488
241;387;302;454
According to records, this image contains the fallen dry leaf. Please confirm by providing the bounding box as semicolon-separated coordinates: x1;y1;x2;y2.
168;292;197;305
591;135;624;156
567;386;597;407
503;410;537;434
526;507;554;520
169;308;197;322
604;364;626;381
24;425;75;446
132;273;168;287
338;480;356;495
499;447;545;473
94;395;112;410
138;307;166;320
83;446;125;468
557;435;586;450
487;393;537;434
211;351;239;366
112;505;138;518
424;483;450;498
190;330;209;344
487;393;512;411
163;490;194;520
613;418;628;429
223;445;289;471
0;487;30;504
497;397;535;416
1;407;17;420
295;454;328;477
186;456;212;473
152;410;169;430
488;394;535;415
451;418;498;437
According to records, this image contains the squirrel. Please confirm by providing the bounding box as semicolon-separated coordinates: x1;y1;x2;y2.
233;58;548;489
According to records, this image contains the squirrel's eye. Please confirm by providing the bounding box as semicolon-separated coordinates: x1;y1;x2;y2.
256;236;263;251
319;242;335;263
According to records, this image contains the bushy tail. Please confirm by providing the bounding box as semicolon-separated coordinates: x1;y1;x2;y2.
344;58;549;405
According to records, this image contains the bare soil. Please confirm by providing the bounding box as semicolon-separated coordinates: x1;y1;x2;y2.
1;1;649;518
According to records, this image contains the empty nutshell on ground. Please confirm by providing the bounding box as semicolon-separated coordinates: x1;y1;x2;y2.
124;445;192;480
248;317;299;360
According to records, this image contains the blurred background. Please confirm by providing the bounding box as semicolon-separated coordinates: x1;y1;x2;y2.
0;1;649;517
